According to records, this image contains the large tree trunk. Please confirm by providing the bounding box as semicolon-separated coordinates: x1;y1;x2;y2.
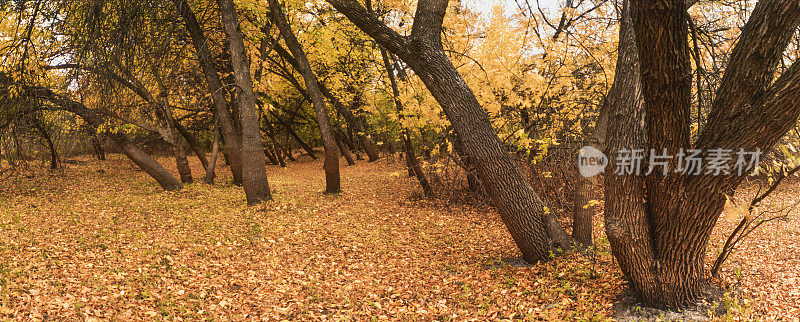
106;131;182;191
270;0;341;194
218;0;273;204
330;0;572;262
172;0;244;185
604;0;800;308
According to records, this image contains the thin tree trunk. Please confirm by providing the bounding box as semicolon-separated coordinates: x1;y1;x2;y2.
268;122;295;163
282;144;296;161
173;119;209;171
380;47;434;198
272;44;381;162
452;133;480;192
172;0;244;185
205;120;221;184
218;0;273;204
273;144;287;167
270;110;318;159
572;173;593;247
270;0;341;194
405;133;434;198
264;147;279;165
33;118;58;169
91;132;105;161
335;132;356;166
265;130;287;167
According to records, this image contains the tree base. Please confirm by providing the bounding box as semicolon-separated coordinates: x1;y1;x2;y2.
613;282;727;320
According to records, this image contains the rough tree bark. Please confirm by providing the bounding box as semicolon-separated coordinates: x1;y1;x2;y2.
604;0;800;308
172;0;244;185
218;0;273;204
329;0;572;261
269;0;341;194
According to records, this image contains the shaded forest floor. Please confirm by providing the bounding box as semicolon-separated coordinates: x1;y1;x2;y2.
0;155;797;320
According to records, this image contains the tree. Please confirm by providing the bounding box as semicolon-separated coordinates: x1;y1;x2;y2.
172;0;245;186
218;0;273;204
326;0;572;262
269;0;342;194
22;85;183;191
603;0;800;308
378;43;434;198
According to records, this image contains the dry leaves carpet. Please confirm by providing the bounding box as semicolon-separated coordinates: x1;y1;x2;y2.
0;155;797;320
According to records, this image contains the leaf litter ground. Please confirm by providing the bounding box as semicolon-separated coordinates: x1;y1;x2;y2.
0;155;796;320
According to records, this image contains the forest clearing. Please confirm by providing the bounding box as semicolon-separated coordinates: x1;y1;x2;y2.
1;156;798;320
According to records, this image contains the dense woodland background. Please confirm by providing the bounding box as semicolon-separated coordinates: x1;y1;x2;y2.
2;0;800;319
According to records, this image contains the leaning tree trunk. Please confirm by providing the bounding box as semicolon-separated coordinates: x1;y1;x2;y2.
173;119;210;171
218;0;273;204
335;131;356;166
105;131;183;191
330;0;572;262
379;46;434;198
172;0;244;185
33;88;181;191
270;110;318;159
270;0;341;194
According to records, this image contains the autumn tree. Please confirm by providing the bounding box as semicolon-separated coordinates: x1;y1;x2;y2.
268;0;342;194
602;0;800;308
326;0;573;262
218;0;273;203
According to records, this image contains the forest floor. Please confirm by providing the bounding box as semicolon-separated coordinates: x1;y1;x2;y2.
0;154;798;320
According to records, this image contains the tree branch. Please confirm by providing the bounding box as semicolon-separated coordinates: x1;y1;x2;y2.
324;0;409;56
